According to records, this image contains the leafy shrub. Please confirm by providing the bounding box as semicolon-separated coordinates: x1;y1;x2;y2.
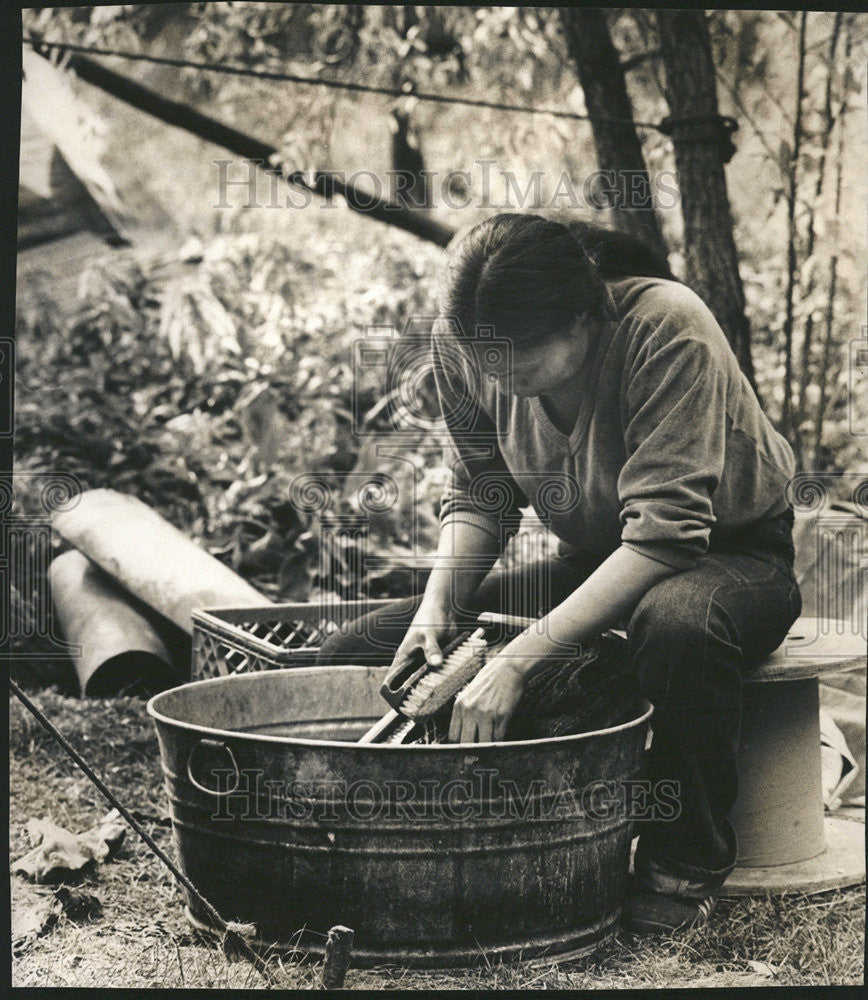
15;229;447;641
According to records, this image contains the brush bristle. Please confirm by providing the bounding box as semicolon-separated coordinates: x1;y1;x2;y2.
398;635;514;719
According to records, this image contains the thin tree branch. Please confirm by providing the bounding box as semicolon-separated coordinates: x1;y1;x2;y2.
814;24;852;467
29;40;455;248
795;13;842;440
780;12;808;444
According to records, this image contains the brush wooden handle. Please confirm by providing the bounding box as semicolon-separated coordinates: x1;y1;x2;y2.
357;709;402;745
476;611;537;631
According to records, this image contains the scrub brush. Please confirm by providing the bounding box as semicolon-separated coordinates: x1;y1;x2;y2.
358;613;533;744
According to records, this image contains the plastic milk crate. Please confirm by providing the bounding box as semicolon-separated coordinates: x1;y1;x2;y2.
191;599;398;680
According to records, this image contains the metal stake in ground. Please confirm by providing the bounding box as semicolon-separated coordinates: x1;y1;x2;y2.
321;925;354;989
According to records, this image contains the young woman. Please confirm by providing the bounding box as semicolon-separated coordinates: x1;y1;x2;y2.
318;213;801;933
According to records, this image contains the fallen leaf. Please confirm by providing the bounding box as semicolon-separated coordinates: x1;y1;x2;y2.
745;960;780;978
11;809;126;884
11;889;60;954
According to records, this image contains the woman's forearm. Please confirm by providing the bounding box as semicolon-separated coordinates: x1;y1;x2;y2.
418;520;503;620
494;545;679;678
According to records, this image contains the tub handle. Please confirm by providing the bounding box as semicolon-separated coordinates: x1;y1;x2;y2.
186;738;240;796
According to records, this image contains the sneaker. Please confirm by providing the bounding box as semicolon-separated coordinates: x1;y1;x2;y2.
622;882;718;935
624;850;723;935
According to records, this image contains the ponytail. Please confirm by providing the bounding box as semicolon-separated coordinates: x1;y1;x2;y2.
437;213;674;347
565;220;675;282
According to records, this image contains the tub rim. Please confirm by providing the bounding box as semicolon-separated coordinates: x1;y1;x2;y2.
147;664;653;751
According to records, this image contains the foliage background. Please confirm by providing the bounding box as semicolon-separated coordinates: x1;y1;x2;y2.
14;4;868;667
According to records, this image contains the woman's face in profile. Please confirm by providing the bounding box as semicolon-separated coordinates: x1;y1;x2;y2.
471;318;591;398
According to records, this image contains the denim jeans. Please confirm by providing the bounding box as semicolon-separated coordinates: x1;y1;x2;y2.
317;513;802;885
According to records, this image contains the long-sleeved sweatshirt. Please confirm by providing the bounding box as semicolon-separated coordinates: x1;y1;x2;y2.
433;275;795;571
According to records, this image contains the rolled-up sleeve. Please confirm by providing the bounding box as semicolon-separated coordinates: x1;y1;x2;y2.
431;328;526;544
618;328;727;570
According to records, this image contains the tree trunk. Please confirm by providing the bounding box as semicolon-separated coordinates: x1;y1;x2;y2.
655;10;756;389
559;8;667;261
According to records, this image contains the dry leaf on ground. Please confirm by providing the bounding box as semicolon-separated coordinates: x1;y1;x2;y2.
12;809;126;883
745;959;781;978
12;886;61;954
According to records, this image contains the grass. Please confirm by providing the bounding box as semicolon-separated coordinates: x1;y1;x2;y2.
9;688;865;989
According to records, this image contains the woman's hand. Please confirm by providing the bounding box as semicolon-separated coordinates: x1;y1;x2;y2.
390;604;455;672
448;653;527;744
445;548;678;744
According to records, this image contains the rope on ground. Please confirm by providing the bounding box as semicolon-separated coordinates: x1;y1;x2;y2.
6;675;276;986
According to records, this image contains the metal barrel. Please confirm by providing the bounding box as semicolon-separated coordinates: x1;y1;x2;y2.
148;666;651;967
50;549;182;696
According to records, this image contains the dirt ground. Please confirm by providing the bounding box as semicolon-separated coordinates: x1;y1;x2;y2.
9;688;866;989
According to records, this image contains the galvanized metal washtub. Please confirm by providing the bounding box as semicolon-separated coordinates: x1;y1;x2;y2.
148;666;652;967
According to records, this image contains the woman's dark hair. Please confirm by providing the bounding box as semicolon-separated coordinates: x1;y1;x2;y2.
436;213;674;346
